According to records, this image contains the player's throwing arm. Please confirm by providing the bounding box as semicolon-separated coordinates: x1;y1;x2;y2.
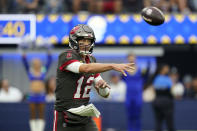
79;63;135;76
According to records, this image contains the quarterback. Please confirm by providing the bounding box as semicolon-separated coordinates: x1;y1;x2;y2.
53;24;135;131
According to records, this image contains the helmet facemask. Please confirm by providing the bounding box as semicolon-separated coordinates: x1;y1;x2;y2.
77;37;94;55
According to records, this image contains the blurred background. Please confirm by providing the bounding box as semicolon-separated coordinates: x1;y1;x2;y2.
0;0;197;131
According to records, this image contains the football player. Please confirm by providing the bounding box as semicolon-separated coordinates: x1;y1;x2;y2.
53;24;135;131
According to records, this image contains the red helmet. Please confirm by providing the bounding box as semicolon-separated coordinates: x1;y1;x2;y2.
69;24;96;54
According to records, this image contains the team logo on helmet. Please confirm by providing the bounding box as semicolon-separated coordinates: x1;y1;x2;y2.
70;26;80;34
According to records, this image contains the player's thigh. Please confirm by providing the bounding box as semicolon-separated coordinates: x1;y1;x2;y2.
60;119;98;131
55;111;71;131
56;120;98;131
84;119;98;131
56;124;74;131
54;111;98;131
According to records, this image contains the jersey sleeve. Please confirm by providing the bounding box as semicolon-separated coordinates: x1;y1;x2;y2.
66;62;83;73
58;51;81;71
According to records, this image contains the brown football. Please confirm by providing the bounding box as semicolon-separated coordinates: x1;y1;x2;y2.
141;7;165;26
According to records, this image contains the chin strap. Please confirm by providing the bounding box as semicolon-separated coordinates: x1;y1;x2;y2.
79;50;91;55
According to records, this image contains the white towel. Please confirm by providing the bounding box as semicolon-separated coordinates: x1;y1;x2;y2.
67;103;100;118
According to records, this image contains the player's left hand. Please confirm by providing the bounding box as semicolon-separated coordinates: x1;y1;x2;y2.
95;79;110;89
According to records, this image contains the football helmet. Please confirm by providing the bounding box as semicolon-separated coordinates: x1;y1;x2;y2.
69;24;96;54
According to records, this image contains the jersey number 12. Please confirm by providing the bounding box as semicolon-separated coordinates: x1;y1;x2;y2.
74;76;94;99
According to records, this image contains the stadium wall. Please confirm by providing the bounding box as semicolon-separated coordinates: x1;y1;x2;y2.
0;101;197;131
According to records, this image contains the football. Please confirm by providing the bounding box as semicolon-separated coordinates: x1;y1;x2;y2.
141;7;165;26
